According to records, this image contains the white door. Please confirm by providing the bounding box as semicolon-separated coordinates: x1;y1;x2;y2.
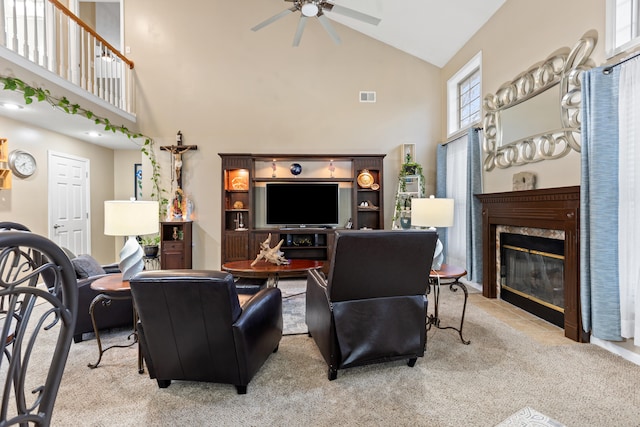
48;151;91;255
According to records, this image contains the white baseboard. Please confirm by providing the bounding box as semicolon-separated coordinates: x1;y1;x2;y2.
590;336;640;366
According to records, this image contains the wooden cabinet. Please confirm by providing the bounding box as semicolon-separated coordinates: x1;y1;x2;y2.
354;157;384;230
160;221;192;269
0;139;11;190
219;153;385;270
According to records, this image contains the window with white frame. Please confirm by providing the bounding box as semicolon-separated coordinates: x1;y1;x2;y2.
447;51;482;137
607;0;640;57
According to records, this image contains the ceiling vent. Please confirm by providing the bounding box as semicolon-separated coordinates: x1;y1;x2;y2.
359;91;376;103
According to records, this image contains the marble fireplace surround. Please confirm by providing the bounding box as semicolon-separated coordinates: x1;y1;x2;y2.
476;186;585;342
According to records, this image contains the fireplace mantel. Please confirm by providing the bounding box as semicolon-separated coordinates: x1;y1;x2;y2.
476;186;585;342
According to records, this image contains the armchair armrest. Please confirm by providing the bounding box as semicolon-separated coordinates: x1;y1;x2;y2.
102;263;120;274
305;269;335;366
233;287;283;381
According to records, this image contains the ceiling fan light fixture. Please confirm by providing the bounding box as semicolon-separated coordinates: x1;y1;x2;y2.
301;3;319;17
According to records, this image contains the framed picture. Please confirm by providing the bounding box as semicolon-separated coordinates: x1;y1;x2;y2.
134;163;142;200
401;143;416;165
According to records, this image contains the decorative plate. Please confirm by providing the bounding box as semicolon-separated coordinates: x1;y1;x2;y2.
357;170;374;188
371;183;380;190
290;163;302;175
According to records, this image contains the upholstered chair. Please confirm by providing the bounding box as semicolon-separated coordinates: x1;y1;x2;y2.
306;230;437;380
68;253;133;343
130;270;282;394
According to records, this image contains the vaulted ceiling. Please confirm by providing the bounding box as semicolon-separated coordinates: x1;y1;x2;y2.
0;0;506;149
323;0;505;67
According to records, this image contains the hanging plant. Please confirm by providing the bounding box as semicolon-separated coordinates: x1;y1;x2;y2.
0;75;168;216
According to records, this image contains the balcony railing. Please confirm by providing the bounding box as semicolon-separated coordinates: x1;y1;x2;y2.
0;0;135;115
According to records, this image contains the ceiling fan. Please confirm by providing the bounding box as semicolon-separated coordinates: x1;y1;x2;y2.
251;0;381;47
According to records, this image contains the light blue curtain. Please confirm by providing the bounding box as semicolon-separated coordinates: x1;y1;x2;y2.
580;66;622;341
435;129;483;281
436;144;448;257
467;128;483;283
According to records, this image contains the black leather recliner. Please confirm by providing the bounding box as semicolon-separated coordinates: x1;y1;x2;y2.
306;230;437;380
130;270;282;394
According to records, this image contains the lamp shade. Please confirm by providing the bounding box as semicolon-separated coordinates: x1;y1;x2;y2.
411;196;454;228
104;200;159;237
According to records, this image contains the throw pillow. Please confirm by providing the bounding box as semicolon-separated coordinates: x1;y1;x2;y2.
71;254;106;279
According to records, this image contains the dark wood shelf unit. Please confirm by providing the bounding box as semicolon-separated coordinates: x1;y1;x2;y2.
160;221;192;269
219;153;385;270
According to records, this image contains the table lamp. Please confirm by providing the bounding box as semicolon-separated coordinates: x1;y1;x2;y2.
411;195;454;270
104;200;159;280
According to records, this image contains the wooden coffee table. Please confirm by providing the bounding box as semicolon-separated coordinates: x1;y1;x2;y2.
87;273;143;373
222;259;323;287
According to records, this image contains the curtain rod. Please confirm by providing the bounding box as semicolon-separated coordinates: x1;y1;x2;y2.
441;126;483;146
603;50;640;75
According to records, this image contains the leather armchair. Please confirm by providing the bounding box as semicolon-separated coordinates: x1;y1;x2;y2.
306;230;437;380
70;255;133;343
130;270;282;394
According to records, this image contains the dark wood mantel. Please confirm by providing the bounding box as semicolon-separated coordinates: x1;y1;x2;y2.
476;186;586;342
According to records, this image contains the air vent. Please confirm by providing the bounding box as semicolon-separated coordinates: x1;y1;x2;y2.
359;91;376;103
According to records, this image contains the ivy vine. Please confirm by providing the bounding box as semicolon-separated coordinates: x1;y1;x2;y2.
0;75;167;215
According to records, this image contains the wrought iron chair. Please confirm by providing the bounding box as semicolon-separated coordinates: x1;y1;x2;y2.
0;231;78;426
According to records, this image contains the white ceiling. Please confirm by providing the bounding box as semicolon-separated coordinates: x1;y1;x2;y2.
321;0;506;67
0;0;506;150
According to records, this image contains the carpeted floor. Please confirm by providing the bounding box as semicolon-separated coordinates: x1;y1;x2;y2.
21;278;640;426
280;279;307;335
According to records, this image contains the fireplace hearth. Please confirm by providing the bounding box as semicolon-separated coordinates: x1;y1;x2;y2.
500;232;565;327
476;186;585;342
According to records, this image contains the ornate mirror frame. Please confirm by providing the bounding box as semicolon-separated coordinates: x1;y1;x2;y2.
482;32;597;171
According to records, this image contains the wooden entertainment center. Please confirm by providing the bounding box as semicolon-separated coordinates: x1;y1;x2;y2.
219;154;385;270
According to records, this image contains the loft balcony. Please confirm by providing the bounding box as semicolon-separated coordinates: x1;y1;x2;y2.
0;0;137;149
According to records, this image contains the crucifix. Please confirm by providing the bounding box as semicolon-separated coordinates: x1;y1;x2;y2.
160;131;198;190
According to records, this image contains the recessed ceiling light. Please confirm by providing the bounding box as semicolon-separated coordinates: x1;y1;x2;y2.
86;131;102;137
0;102;24;110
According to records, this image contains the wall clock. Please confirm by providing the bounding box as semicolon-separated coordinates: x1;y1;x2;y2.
8;150;37;179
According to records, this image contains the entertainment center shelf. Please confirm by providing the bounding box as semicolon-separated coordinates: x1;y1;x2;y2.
219;153;385;269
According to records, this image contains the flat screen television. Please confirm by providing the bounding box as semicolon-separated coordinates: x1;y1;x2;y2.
266;183;339;227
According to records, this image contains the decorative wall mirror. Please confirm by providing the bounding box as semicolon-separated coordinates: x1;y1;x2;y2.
482;31;597;171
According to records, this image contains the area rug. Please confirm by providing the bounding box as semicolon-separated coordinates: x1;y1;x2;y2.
279;279;307;335
496;407;565;427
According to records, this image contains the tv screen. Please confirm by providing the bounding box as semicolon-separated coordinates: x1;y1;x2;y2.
266;183;339;226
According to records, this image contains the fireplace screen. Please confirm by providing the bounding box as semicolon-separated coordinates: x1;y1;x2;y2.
500;233;564;313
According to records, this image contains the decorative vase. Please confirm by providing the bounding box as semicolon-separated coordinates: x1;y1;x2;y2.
143;245;159;258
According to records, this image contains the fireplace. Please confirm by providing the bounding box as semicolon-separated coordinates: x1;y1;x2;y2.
500;232;565;328
476;186;585;342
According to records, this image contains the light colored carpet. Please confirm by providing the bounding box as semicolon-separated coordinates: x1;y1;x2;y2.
280;279;307;335
25;279;640;426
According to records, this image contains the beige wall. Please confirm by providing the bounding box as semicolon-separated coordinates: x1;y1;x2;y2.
124;0;442;270
442;0;606;193
0;115;117;263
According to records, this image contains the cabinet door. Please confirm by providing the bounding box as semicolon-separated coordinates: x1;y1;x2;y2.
224;233;250;262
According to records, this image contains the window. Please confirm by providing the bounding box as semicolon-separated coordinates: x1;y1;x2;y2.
447;51;482;137
607;0;640;57
458;69;481;129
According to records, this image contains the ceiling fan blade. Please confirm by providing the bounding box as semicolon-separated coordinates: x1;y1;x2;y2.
324;4;381;26
292;16;308;47
251;7;296;32
317;14;341;45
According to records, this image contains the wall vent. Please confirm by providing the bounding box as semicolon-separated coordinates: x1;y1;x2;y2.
359;91;376;103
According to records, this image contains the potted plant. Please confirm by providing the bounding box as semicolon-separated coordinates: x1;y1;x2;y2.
140;234;160;258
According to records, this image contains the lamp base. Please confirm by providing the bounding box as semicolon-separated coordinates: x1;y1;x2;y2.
119;236;144;281
432;238;444;271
